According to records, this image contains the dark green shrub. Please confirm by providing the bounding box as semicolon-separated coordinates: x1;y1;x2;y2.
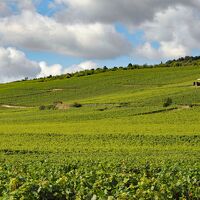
97;107;108;111
72;102;82;108
39;104;56;110
163;98;173;107
39;105;46;110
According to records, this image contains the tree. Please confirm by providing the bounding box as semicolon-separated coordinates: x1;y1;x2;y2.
127;63;133;69
103;66;108;72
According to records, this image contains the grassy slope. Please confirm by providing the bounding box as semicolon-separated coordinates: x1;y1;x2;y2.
1;66;200;106
0;66;200;165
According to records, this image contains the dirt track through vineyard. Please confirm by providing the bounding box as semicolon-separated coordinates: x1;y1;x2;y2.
0;104;32;109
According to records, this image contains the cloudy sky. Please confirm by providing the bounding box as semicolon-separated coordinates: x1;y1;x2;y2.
0;0;200;82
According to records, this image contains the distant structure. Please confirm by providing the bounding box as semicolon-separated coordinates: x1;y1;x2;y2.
193;79;200;86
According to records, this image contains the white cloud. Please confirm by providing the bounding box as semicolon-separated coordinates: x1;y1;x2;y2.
135;42;188;60
64;60;98;73
160;42;188;58
38;60;98;78
50;0;200;61
142;6;200;47
38;62;63;77
135;5;200;60
1;0;200;64
0;47;41;83
0;46;100;83
38;60;98;77
135;43;160;60
0;11;131;59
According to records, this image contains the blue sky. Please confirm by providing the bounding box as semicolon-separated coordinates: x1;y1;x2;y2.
0;0;200;82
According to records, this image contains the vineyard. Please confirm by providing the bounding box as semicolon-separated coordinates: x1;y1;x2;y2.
0;65;200;199
0;161;199;199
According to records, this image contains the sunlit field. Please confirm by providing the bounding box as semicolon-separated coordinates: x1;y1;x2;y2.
0;66;199;199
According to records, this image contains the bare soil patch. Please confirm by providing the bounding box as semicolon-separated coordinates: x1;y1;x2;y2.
55;102;70;110
52;89;64;92
1;105;30;109
179;105;191;109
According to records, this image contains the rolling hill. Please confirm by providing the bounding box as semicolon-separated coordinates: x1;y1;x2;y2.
0;64;199;199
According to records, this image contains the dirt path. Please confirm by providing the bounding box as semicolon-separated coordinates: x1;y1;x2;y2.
51;89;64;92
0;105;31;109
178;105;191;109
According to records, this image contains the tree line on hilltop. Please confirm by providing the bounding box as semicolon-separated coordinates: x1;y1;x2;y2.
20;56;200;82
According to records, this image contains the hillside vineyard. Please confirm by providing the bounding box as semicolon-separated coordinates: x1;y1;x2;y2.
0;64;199;199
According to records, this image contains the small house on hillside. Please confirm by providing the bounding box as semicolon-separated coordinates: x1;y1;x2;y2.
193;79;200;86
